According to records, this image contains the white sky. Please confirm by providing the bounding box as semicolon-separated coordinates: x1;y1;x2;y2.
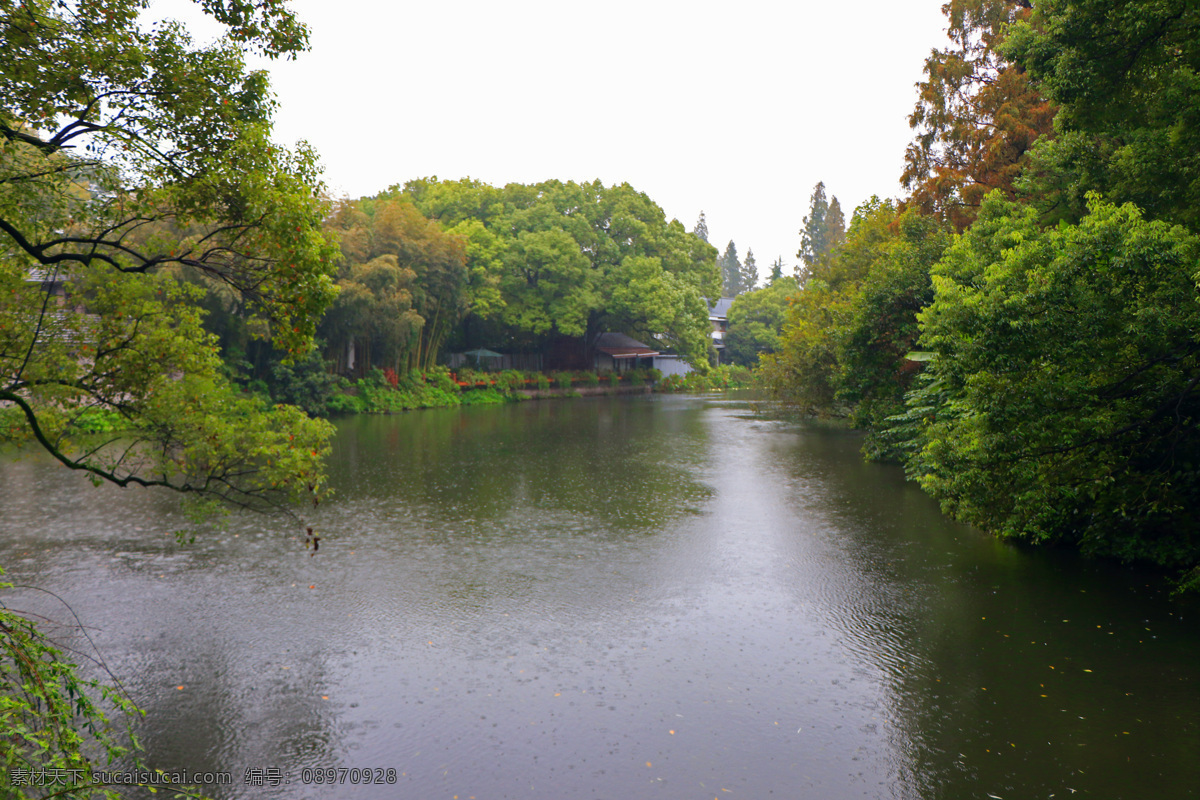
155;0;951;282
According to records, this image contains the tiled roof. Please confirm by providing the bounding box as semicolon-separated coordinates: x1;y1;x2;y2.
594;332;659;357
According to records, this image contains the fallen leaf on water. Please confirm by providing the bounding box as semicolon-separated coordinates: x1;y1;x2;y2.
645;762;652;768
176;685;184;690
669;730;675;735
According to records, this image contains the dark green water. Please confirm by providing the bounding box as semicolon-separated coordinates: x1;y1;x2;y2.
1;394;1197;799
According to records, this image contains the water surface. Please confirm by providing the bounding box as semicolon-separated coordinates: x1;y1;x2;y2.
2;395;1196;799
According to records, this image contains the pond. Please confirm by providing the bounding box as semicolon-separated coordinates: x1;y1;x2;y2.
2;394;1197;799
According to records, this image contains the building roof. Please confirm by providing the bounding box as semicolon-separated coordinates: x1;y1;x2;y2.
594;332;659;358
709;297;734;319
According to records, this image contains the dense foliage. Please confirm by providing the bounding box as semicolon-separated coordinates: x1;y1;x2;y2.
1;0;337;510
723;276;799;366
321;197;466;373
764;0;1200;588
2;0;337;793
910;196;1200;567
901;0;1055;230
1006;0;1200;229
398;177;720;369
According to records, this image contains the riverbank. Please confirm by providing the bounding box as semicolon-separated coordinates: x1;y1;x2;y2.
321;365;753;416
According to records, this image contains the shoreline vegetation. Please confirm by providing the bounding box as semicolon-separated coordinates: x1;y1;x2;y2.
0;365;755;437
309;364;754;416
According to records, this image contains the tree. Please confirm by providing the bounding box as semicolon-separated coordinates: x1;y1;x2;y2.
769;257;784;283
1;0;337;508
694;210;709;242
1005;0;1200;230
1;1;339;795
910;194;1200;578
723;276;799;366
718;240;741;296
797;182;846;275
766;197;906;415
740;248;759;294
836;208;950;455
403;178;719;367
826;197;846;252
900;0;1056;230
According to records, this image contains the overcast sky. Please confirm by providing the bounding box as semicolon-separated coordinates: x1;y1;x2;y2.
158;0;951;282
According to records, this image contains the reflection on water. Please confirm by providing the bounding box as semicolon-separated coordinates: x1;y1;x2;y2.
1;395;1197;799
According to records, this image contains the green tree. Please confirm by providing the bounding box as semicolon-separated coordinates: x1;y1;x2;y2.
910;194;1200;579
837;209;950;456
769;256;785;283
694;210;709;242
1;0;336;505
740;248;759;294
766;197;901;415
797;182;846;276
1;0;337;796
402;178;718;366
718;240;743;296
723;276;799;366
1005;0;1200;230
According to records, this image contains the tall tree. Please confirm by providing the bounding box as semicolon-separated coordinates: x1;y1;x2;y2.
769;257;785;283
797;182;847;275
900;0;1056;230
694;211;709;242
826;197;847;252
1006;0;1200;230
719;240;742;296
741;248;759;294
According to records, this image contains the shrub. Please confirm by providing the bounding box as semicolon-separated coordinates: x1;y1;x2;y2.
497;369;526;392
270;350;340;417
326;392;364;414
658;374;685;392
424;365;460;394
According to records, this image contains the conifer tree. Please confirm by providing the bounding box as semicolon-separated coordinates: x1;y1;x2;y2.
694;211;709;243
798;182;830;270
718;240;742;296
741;248;759;293
798;182;847;273
826;197;847;252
